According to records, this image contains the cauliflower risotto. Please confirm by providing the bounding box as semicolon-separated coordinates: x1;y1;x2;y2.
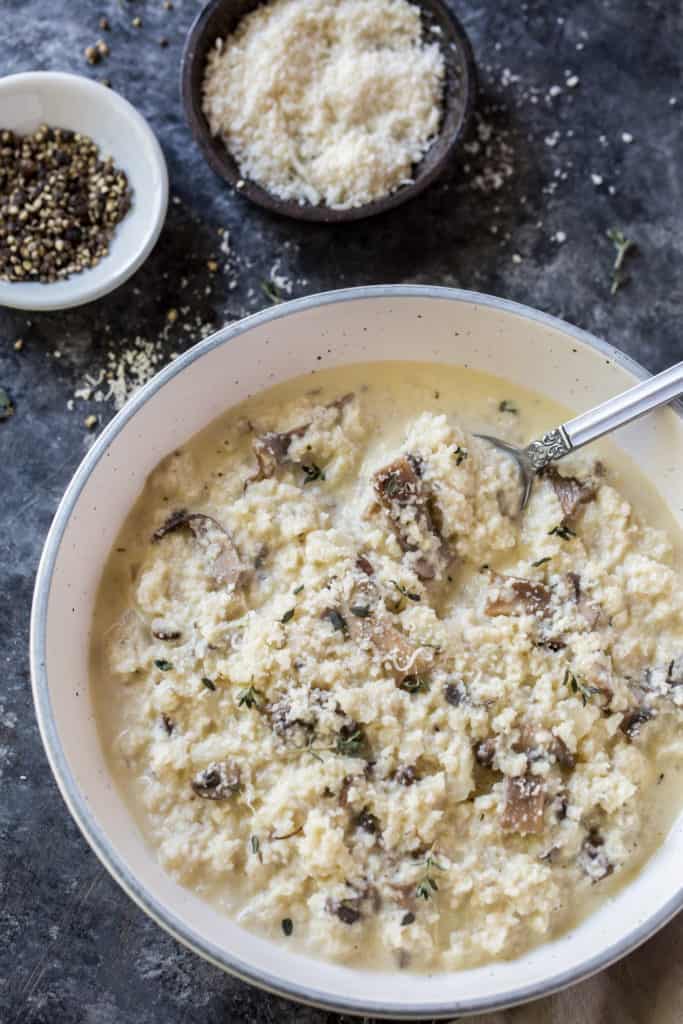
93;362;683;971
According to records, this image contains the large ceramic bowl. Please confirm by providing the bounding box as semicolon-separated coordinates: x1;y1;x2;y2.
31;287;683;1018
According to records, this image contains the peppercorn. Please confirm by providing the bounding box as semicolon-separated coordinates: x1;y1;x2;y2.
0;125;132;284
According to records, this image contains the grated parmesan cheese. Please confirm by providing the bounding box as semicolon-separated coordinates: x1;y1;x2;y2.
202;0;445;210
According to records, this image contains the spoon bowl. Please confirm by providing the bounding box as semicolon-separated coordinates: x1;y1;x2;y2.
478;360;683;512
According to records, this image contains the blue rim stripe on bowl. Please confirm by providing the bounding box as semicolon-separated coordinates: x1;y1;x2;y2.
30;285;683;1018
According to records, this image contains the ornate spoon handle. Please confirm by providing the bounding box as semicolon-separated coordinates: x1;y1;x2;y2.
525;361;683;471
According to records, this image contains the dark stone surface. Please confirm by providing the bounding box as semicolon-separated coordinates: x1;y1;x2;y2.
1;1;681;1022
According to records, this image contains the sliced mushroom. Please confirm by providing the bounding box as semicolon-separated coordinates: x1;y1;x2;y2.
501;775;545;834
395;765;418;786
326;897;362;925
152;510;247;590
474;738;496;767
191;761;241;800
578;829;613;881
620;707;654;740
373;455;445;581
543;466;596;519
356;554;374;576
248;394;354;482
445;681;468;707
486;573;551;618
341;572;436;680
550;735;576;770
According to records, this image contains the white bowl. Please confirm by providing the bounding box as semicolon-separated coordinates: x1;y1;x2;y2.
0;71;168;311
31;287;683;1018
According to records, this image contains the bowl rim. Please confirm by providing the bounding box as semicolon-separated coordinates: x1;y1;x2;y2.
0;70;169;311
30;285;683;1018
180;0;477;223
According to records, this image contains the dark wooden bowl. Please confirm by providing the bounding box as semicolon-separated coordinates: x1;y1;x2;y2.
181;0;477;223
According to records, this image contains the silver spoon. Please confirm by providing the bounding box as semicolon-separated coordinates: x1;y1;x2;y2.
478;360;683;511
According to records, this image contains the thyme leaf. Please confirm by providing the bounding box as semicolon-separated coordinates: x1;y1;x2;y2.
335;724;365;758
250;835;260;855
281;608;295;624
201;676;216;691
416;878;437;900
261;280;281;304
154;659;173;671
0;386;14;421
499;400;519;414
563;669;602;706
238;685;264;709
281;917;293;936
453;445;468;466
532;556;551;567
322;607;349;636
350;604;371;617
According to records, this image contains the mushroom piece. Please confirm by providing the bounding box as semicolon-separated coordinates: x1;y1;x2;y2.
191;761;241;800
543;466;596;519
577;829;613;881
248;393;354;482
550;735;576;770
474;738;496;767
326;897;362;925
485;573;551;618
152;510;247;590
620;707;654;740
500;775;545;834
395;765;418;786
373;455;445;581
344;576;436;679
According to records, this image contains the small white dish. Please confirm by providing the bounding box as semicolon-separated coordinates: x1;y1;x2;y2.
0;71;168;311
31;287;683;1017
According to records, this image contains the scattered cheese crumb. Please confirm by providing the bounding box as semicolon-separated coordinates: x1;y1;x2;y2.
553;230;567;243
566;74;580;88
511;252;522;264
621;132;633;144
591;173;603;186
202;0;445;210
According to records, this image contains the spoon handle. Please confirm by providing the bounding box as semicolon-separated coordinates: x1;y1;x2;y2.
525;361;683;470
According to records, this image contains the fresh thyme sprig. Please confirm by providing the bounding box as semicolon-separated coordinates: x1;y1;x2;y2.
415;853;446;900
261;280;282;304
607;228;636;295
563;669;603;706
238;685;265;709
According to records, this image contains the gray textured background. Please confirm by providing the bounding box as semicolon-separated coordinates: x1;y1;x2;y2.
1;1;682;1022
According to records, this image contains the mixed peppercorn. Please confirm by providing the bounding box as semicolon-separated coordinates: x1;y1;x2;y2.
0;124;131;283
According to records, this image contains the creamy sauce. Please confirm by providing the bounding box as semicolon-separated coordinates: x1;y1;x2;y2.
92;362;683;971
